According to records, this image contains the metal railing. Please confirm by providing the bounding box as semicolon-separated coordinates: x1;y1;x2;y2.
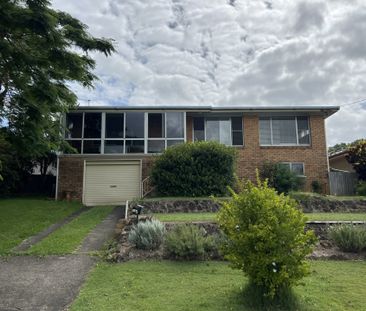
142;176;155;197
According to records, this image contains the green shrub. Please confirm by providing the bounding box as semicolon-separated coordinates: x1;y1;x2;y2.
356;181;366;196
217;175;317;298
347;139;366;180
128;219;166;250
151;141;237;196
165;224;207;260
328;224;366;252
311;180;322;194
259;161;304;194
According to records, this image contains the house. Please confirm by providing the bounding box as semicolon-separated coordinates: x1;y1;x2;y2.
329;150;355;172
56;105;339;205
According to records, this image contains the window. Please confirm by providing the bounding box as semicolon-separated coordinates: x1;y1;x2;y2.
83;140;101;154
280;162;305;176
65;113;82;138
259;116;310;145
126;140;144;153
126;112;144;138
84;113;101;138
166;112;184;138
148;113;164;138
106;113;124;138
193;116;243;146
104;140;124;154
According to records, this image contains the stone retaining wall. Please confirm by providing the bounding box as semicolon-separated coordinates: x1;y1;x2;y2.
131;197;366;214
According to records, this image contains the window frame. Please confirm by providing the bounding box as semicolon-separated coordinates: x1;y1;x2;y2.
280;162;306;177
259;116;311;146
64;111;186;155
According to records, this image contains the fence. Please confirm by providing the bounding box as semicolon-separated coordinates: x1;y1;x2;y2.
329;170;358;196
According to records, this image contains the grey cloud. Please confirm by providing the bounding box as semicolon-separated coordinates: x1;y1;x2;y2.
294;1;326;33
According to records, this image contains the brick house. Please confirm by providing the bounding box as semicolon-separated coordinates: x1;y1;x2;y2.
56;105;339;205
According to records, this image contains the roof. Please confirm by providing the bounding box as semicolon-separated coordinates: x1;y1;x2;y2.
72;105;340;118
329;149;349;160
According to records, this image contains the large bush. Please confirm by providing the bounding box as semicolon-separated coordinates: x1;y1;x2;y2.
128;219;166;250
259;161;304;194
217;175;316;298
151;141;237;196
328;224;366;252
347;139;366;181
356;181;366;196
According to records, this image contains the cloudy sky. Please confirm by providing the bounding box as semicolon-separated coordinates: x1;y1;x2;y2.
52;0;366;146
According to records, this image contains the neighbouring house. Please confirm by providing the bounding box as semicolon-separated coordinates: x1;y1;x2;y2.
329;150;355;173
56;105;339;205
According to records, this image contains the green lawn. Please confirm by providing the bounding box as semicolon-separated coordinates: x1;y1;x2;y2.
25;206;114;255
153;212;366;222
71;260;366;311
0;198;82;254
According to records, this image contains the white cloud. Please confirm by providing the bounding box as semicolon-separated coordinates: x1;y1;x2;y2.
52;0;366;146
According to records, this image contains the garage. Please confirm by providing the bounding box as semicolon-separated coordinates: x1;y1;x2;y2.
83;160;141;206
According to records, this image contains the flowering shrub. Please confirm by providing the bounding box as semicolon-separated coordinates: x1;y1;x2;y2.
217;174;317;298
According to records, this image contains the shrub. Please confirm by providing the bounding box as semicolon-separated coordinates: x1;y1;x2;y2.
356;181;366;196
151;141;237;197
328;224;366;252
311;180;322;194
165;224;207;260
128;219;166;250
217;174;317;298
259;161;304;194
347;139;366;181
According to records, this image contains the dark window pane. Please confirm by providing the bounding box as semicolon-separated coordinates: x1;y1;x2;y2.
231;117;243;131
193;117;204;141
167;112;184;138
65;113;82;138
84;113;101;138
279;162;291;171
297;116;310;144
104;140;124;154
106;113;124;138
148;113;164;138
292;163;305;175
83;140;101;154
148;140;165;153
167;140;184;147
259;118;271;145
125;140;144;153
126;112;144;138
66;140;81;153
232;132;243;145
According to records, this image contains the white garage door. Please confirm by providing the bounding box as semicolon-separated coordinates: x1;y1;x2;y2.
83;161;141;206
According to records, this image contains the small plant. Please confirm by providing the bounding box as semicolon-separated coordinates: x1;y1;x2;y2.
259;161;304;194
356;181;366;196
128;219;166;250
328;224;366;252
311;180;322;194
165;224;207;260
218;173;317;298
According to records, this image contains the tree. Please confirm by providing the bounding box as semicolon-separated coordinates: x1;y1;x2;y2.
328;139;364;156
0;0;115;191
347;139;366;181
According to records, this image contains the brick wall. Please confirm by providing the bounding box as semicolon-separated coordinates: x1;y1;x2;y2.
235;115;329;192
57;114;330;202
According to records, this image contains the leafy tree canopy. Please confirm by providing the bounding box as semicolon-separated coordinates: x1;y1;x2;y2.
347;139;366;181
328;139;364;156
0;0;115;157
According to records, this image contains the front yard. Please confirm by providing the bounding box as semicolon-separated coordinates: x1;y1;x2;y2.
71;260;366;311
0;198;82;254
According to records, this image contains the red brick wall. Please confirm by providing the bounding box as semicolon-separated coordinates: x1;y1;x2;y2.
235;115;329;192
57;114;330;202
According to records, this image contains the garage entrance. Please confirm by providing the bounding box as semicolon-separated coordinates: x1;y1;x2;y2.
83;160;141;206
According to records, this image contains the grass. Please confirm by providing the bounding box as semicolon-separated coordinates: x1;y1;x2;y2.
71;260;366;311
153;212;366;222
0;198;82;255
25;206;114;255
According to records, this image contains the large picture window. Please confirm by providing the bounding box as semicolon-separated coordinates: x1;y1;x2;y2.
64;111;185;154
193;116;243;146
259;116;310;146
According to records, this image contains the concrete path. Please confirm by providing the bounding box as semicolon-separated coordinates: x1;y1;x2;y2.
0;206;124;311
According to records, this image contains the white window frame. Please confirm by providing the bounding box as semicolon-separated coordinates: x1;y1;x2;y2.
64;111;186;155
259;116;311;146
